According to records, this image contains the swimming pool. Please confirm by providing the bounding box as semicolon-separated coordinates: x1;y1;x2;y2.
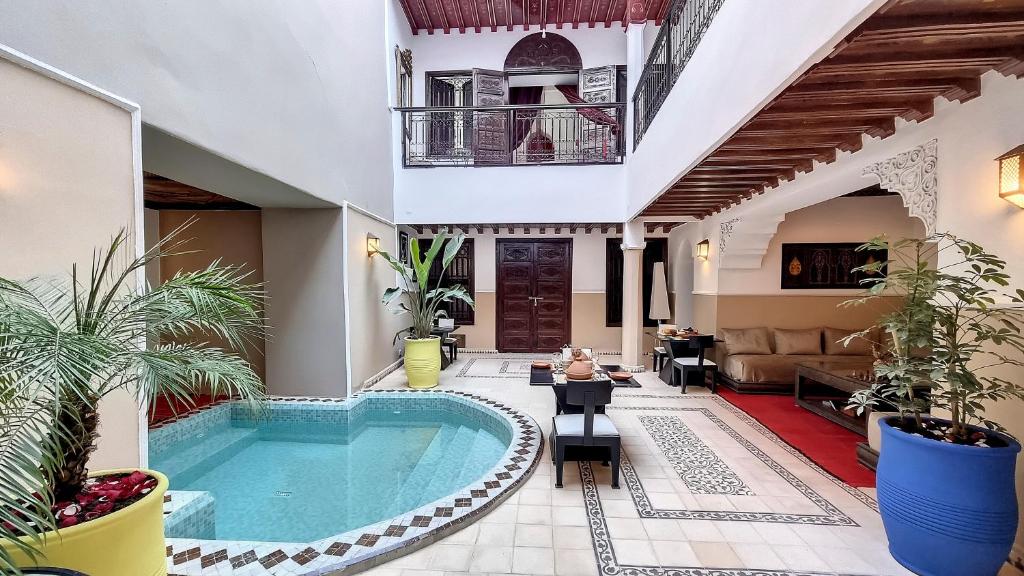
152;391;541;575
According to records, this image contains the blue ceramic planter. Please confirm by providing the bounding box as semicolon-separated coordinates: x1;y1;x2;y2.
877;417;1020;576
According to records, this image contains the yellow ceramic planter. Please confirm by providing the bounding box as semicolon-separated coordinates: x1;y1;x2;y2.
3;469;168;576
405;336;441;389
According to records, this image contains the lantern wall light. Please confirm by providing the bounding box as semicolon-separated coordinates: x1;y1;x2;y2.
695;239;710;261
997;144;1024;208
366;233;381;257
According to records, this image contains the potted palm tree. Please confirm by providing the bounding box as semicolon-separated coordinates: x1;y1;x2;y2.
375;229;473;389
844;233;1024;576
0;222;267;576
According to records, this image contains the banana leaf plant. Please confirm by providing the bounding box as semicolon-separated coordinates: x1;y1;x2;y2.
0;219;267;574
376;229;474;342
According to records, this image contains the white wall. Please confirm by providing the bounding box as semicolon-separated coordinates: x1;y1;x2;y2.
626;0;884;217
262;208;348;397
0;1;395;215
394;165;626;224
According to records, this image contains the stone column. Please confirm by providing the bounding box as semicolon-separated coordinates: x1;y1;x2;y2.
620;221;646;370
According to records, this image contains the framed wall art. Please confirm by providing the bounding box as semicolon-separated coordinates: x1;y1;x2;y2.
780;242;886;289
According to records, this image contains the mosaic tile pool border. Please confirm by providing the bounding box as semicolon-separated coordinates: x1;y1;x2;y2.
161;390;542;575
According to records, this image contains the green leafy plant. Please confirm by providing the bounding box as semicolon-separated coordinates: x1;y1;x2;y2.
0;221;267;573
375;229;474;341
843;233;1024;441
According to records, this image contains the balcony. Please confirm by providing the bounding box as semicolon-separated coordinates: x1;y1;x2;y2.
632;0;724;147
398;103;625;168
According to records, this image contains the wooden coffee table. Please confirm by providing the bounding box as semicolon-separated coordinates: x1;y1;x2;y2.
794;361;874;436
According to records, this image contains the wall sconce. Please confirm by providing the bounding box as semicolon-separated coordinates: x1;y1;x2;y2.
695;239;710;261
366;233;381;257
997;144;1024;208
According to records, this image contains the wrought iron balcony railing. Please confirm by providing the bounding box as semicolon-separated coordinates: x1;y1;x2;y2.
632;0;724;148
397;103;625;168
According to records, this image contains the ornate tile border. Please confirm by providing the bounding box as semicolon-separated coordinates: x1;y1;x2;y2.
456;356;550;378
161;390;542;575
639;415;753;496
579;461;857;576
613;393;879;513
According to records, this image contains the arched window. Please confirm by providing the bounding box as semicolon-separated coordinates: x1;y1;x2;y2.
504;33;582;73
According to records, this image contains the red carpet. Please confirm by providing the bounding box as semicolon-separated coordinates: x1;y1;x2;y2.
149;394;224;425
717;388;876;487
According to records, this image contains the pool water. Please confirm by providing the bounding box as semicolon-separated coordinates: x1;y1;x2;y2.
151;406;508;542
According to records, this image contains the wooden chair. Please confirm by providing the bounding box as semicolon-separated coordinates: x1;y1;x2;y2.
652;346;668;372
443;337;458;363
551;380;620;489
672;335;717;393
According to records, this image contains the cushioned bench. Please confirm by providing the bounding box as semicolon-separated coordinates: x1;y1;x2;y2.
716;327;875;394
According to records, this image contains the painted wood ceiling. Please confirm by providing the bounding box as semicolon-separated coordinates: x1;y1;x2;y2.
398;0;671;34
409;222;683;234
144;173;256;210
640;0;1024;220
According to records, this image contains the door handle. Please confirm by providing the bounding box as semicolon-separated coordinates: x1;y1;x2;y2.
527;296;544;307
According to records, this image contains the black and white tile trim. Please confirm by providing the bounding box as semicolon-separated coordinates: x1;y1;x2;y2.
164;390;542;575
640;415;754;496
615;410;855;525
579;460;863;576
613;393;879;513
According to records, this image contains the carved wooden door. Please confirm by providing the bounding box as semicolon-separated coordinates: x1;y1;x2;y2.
472;68;509;165
496;239;572;352
579;66;618;161
429;76;456;156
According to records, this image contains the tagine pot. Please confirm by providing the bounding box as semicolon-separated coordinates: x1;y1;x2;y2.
404;336;441;389
2;469;169;576
877;417;1020;576
565;349;594;381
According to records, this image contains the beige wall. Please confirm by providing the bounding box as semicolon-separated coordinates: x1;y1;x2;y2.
714;295;902;332
0;56;140;469
157;210;266;380
262;208;347;397
345;208;403;389
459;292;497;351
720;195;927;295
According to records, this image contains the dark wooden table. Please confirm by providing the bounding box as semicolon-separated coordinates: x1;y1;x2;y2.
794;361;874;436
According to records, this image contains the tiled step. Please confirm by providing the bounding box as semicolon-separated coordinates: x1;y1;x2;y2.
419;426;480;504
455;429;506;489
392;424;459;510
151;427;257;487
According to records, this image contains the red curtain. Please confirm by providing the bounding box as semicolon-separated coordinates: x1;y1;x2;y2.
555;84;620;133
510;86;544;150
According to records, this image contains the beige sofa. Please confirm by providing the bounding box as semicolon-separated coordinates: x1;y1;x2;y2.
715;327;874;394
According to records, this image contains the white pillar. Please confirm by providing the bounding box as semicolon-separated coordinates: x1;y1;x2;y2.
624;21;645;160
621;220;646;370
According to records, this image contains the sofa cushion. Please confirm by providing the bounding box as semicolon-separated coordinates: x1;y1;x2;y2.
773;328;822;355
723;354;873;384
824;327;874;356
720;327;772;355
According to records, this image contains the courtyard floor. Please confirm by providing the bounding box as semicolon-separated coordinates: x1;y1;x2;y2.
366;353;913;576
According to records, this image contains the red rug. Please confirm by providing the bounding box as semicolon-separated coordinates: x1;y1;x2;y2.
717;388;876;487
149;394;225;426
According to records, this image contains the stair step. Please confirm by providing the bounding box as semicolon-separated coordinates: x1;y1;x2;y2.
392;424;459;510
418;426;480;504
152;427;257;487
